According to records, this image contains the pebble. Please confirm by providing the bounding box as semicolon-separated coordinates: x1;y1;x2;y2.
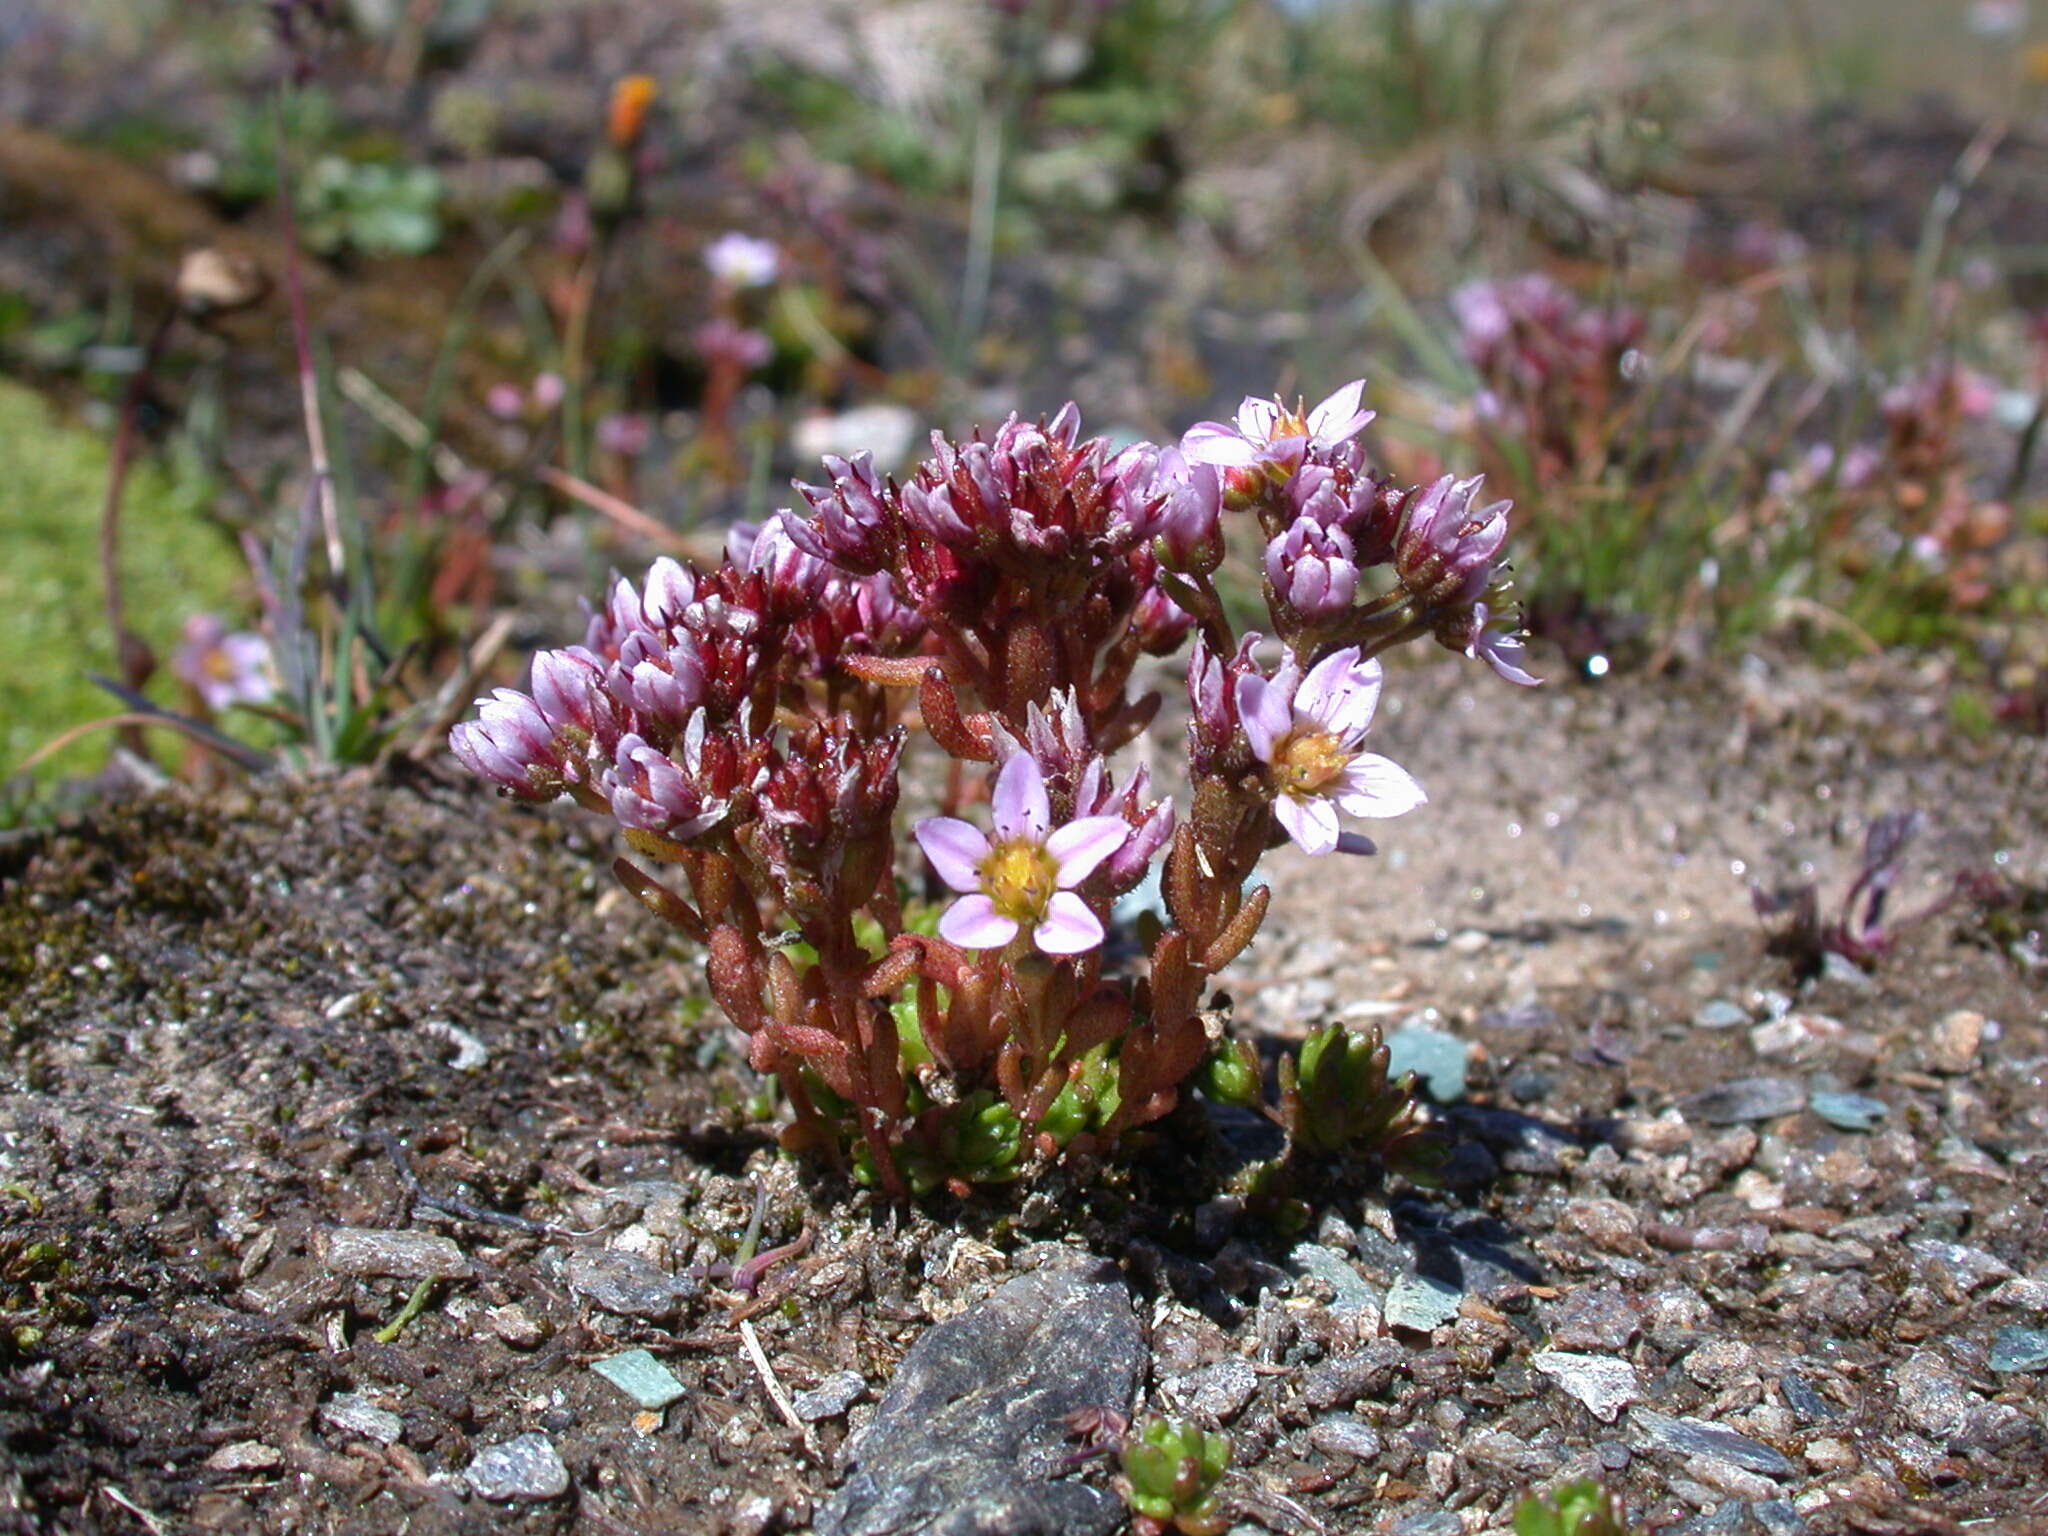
1923;1010;1984;1075
1557;1197;1642;1253
1907;1238;2015;1294
1988;1326;2048;1374
1694;1000;1750;1030
1167;1359;1258;1421
1384;1026;1471;1102
1384;1273;1463;1333
792;1369;868;1422
486;1303;545;1349
1628;1408;1795;1477
321;1226;468;1280
1755;1500;1806;1536
1392;1512;1463;1536
591;1348;687;1410
1684;1339;1760;1389
204;1441;281;1472
1777;1371;1834;1422
1547;1286;1641;1351
1531;1350;1641;1423
1749;1013;1841;1062
1298;1339;1405;1410
465;1433;569;1502
320;1391;403;1446
1808;1091;1887;1133
1817;952;1875;991
1989;1276;2048;1312
1307;1415;1383;1460
567;1248;694;1319
1893;1352;1979;1440
1681;1077;1806;1125
1287;1243;1382;1319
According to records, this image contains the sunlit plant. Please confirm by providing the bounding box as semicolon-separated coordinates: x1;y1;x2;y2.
452;382;1532;1196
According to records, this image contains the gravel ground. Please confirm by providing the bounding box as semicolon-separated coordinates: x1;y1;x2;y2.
0;650;2043;1536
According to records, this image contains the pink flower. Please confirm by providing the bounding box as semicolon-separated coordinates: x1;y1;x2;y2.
172;614;274;713
1234;647;1425;856
704;232;781;289
914;755;1130;955
1181;380;1374;477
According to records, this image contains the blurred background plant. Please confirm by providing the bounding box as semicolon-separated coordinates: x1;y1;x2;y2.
3;0;2046;809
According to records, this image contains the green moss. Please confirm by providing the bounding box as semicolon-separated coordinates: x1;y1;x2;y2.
0;379;248;782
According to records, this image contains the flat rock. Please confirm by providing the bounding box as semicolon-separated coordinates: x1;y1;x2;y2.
1922;1009;1984;1074
567;1248;694;1319
1287;1243;1381;1319
321;1226;468;1279
1694;1000;1750;1030
1384;1273;1462;1333
1681;1077;1806;1125
466;1433;569;1502
1990;1326;2048;1373
1809;1091;1887;1132
1547;1286;1641;1351
1628;1408;1795;1477
1908;1238;2014;1294
592;1348;687;1410
793;1369;868;1422
815;1253;1144;1536
319;1391;402;1445
1166;1358;1258;1422
1531;1350;1640;1422
1307;1415;1383;1459
1385;1025;1471;1102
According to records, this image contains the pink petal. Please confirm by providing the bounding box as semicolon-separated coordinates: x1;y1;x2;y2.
1306;379;1370;443
1046;816;1131;888
1274;793;1341;855
915;817;992;893
1233;673;1283;763
1298;648;1380;737
1234;397;1280;438
990;753;1051;841
1032;892;1105;956
1333;754;1427;818
1180;422;1258;468
940;894;1019;950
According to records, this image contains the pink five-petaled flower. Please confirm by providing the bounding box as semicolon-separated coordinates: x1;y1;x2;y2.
1235;647;1426;856
1180;380;1375;478
915;755;1130;956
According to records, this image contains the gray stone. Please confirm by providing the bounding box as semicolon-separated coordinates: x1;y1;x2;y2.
1168;1359;1258;1422
1287;1243;1381;1319
1755;1500;1806;1536
1299;1339;1404;1410
1532;1350;1640;1423
1681;1077;1806;1125
592;1348;687;1410
1547;1287;1641;1351
567;1248;694;1319
1778;1371;1835;1422
1307;1414;1382;1460
793;1369;868;1421
1990;1326;2048;1373
1385;1026;1470;1102
1693;1000;1750;1030
1817;952;1875;991
1392;1513;1463;1536
321;1226;468;1280
1628;1408;1795;1477
1385;1273;1462;1333
320;1392;402;1445
1990;1276;2048;1312
465;1433;569;1502
1809;1091;1887;1133
1908;1239;2014;1294
816;1254;1143;1536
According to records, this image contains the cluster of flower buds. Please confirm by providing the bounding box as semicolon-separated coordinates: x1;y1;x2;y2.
1451;273;1644;485
454;385;1532;1197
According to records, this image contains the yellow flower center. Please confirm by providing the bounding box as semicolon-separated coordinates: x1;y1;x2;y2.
1268;403;1310;442
1273;729;1350;799
980;837;1060;924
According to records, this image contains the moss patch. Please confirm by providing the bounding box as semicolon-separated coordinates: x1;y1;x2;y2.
0;378;248;782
